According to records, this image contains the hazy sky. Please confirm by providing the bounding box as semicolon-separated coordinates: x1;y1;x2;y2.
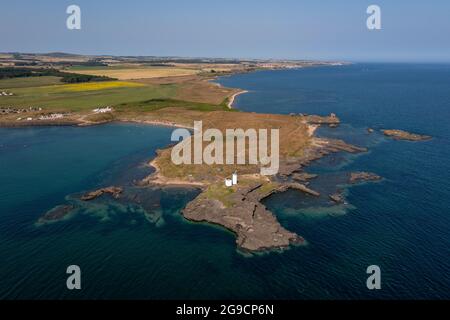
1;0;450;62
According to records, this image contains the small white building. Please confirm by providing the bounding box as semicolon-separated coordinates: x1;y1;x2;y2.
93;106;113;113
225;172;238;187
225;178;233;187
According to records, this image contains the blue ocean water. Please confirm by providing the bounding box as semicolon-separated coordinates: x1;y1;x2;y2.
1;64;449;299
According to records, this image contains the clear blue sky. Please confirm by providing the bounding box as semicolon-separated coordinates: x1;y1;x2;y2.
1;0;449;62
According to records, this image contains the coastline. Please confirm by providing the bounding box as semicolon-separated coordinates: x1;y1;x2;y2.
227;90;249;109
2;66;401;253
4;57;448;299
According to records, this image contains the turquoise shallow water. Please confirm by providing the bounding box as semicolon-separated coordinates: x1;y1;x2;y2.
1;64;450;299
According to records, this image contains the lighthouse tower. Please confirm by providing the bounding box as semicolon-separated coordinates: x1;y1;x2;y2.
232;172;238;185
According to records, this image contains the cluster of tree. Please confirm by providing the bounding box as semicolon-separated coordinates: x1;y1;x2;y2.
0;67;36;78
14;61;39;66
0;67;114;83
60;73;112;83
145;63;176;67
51;60;108;67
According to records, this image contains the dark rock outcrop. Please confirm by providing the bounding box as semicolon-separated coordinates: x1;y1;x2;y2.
291;172;318;182
81;186;123;201
329;193;344;203
382;129;431;141
349;172;382;184
37;205;74;224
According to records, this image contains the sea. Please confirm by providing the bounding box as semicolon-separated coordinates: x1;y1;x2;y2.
0;63;449;299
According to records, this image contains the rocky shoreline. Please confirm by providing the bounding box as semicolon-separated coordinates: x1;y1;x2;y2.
182;181;305;252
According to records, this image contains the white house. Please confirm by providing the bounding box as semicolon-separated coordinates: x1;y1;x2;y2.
225;178;233;187
93;106;113;113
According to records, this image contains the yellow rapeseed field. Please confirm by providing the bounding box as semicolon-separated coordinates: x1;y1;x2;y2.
45;81;145;92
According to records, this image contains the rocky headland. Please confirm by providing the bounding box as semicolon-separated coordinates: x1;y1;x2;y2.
142;113;372;253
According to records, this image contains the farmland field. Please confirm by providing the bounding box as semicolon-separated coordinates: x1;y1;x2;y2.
0;81;177;112
0;61;240;123
0;76;62;89
44;81;145;92
68;66;199;80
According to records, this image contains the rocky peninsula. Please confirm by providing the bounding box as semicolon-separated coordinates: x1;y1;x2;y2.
141;111;370;252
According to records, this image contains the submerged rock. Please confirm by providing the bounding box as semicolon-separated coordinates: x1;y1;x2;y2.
349;172;382;184
285;182;320;197
81;186;123;201
37;205;75;224
291;172;318;182
329;193;344;204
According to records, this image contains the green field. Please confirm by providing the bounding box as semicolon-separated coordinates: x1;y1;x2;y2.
0;80;175;112
0;76;229;113
0;76;62;89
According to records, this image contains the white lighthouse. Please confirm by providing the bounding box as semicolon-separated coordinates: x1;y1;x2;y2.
232;172;238;185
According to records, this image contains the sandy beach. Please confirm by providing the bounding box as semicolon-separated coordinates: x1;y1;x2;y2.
227;90;249;109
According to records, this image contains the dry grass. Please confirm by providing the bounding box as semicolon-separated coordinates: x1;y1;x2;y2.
136;75;237;105
69;67;199;80
149;108;311;182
